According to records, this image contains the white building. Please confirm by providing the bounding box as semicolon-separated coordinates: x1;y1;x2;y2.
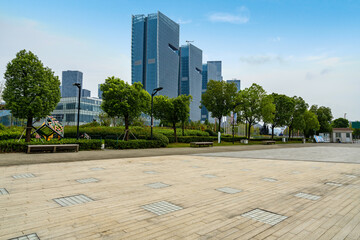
331;128;353;143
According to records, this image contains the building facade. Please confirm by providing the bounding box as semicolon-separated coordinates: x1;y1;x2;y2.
179;43;203;121
131;11;180;98
61;70;91;98
201;61;222;122
98;84;103;99
226;79;241;91
51;97;102;126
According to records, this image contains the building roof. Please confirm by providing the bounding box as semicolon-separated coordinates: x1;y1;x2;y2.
332;128;353;132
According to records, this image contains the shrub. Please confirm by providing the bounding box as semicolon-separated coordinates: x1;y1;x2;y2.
167;136;217;143
0;139;101;153
204;129;217;136
105;139;164;149
0;123;5;130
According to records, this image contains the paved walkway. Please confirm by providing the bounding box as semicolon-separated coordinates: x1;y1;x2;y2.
1;144;360;239
0;143;317;167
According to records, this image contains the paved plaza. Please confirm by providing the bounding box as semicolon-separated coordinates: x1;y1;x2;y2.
1;144;360;239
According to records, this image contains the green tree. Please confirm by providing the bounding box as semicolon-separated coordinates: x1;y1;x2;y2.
236;83;275;139
201;80;237;133
153;95;192;142
178;95;192;136
310;105;333;133
2;50;60;142
100;77;150;140
288;96;308;139
353;128;360;139
332;118;349;128
304;110;320;138
270;93;295;139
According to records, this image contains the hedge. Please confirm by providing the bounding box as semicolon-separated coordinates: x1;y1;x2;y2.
105;139;165;149
0;139;102;153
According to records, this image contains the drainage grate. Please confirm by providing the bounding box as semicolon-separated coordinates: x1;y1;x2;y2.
53;194;94;207
182;160;191;162
142;201;183;215
262;178;278;182
76;178;99;184
241;169;252;171
146;182;170;189
12;173;35;179
9;233;40;240
203;174;217;178
144;171;158;174
224;162;233;164
0;188;9;195
90;167;104;171
294;192;321;200
144;163;153;166
216;187;242;194
292;171;301;174
241;208;288;225
325;182;343;187
345;174;357;178
191;166;200;168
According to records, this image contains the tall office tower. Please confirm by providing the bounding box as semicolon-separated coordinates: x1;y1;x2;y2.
201;61;222;122
179;43;203;121
61;71;83;97
131;11;180;98
81;89;91;97
226;79;241;91
98;84;103;99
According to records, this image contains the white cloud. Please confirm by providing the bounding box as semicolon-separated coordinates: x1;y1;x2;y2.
177;19;192;24
272;37;281;42
208;7;250;24
239;55;289;65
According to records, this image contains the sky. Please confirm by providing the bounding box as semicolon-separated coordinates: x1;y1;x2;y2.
0;0;359;120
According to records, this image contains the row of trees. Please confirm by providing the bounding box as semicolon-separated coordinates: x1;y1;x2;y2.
100;77;192;141
201;80;335;139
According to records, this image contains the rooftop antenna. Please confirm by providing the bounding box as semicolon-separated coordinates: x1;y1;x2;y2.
186;40;194;45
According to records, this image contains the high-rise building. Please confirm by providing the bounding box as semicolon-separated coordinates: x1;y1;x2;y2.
179;43;202;121
131;11;180;98
201;61;222;122
61;71;83;98
81;89;91;98
227;79;241;91
98;84;103;99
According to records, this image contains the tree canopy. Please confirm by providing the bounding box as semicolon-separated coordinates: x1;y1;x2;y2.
270;93;295;139
153;94;192;142
2;50;60;142
332;117;349;128
100;77;150;140
201;80;238;132
288;96;308;138
236;83;275;139
310;105;333;133
303;110;320;137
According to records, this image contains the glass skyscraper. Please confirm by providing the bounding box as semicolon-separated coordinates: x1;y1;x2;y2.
179;43;202;121
131;11;180;98
201;61;222;122
61;71;83;98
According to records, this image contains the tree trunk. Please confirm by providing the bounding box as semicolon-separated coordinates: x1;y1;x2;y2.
124;116;129;141
248;123;252;140
218;117;221;133
173;122;177;143
271;125;275;140
182;121;185;136
245;122;248;139
25;116;32;142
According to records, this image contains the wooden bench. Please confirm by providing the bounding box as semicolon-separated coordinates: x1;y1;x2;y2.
190;142;214;147
262;140;276;145
27;144;79;153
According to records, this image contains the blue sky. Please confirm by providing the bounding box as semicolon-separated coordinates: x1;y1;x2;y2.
1;0;359;120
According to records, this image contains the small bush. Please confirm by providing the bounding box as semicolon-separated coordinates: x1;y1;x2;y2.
0;139;102;153
105;139;165;149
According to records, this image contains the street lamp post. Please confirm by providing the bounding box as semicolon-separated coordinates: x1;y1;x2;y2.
73;83;81;140
151;87;163;140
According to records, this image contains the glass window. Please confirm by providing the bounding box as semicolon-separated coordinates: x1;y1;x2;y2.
346;133;350;138
336;133;341;138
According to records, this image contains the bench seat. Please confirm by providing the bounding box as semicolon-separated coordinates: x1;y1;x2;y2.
190;142;214;147
27;144;79;153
